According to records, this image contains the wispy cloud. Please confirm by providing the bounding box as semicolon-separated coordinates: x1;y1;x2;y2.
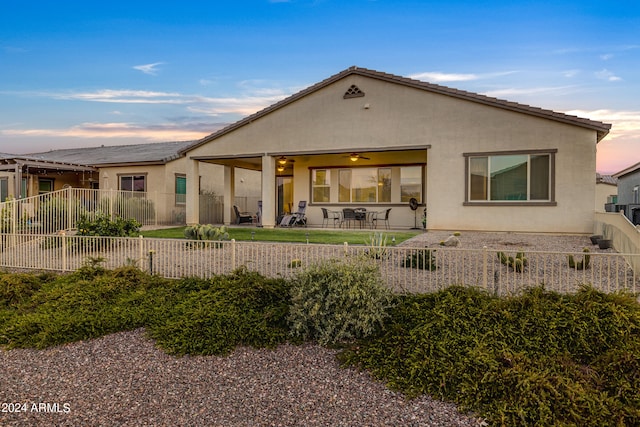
600;53;614;60
482;85;578;98
565;109;640;173
565;109;640;138
1;121;218;141
595;69;622;82
49;89;186;104
132;62;165;75
563;69;580;78
20;87;291;116
409;71;517;82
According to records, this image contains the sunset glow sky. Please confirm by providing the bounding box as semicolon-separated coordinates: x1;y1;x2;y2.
1;1;638;174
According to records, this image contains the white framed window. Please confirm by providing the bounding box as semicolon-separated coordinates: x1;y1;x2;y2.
175;175;186;205
312;169;330;203
634;185;639;204
312;165;421;204
38;178;54;195
465;150;555;204
120;175;146;192
400;166;422;203
0;178;8;202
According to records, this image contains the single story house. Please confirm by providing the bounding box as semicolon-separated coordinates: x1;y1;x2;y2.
0;141;261;224
181;66;611;233
612;162;640;225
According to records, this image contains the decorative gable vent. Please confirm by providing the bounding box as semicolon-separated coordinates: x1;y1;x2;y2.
343;85;365;99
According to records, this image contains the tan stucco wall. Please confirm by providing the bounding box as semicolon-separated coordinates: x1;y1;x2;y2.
595;183;617;212
186;74;601;233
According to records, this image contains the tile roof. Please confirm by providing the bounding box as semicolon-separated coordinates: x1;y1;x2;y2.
596;173;618;185
28;141;194;166
612;161;640;179
182;66;612;153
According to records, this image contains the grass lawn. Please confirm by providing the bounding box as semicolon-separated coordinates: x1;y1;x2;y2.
140;226;421;245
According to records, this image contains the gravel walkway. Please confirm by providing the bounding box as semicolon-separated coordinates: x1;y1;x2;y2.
0;329;483;427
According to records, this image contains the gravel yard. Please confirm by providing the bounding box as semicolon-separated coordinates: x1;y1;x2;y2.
1;231;636;426
0;329;484;427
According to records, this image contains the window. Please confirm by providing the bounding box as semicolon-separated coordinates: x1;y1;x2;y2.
313;166;421;204
465;151;554;203
120;175;146;192
634;185;639;204
38;179;54;195
400;166;422;203
312;169;330;203
175;175;186;205
338;167;393;203
21;178;27;198
0;178;7;202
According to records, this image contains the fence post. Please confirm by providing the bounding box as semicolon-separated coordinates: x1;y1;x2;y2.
61;231;67;271
11;199;17;234
482;246;488;289
154;191;158;226
231;239;236;270
139;235;144;271
67;186;73;231
110;189;114;221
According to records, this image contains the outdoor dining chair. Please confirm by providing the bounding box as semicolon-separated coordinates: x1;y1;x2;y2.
321;207;340;228
371;208;392;229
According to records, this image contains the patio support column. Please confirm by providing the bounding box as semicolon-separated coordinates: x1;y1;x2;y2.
186;158;200;225
261;154;276;228
223;166;235;225
14;163;22;198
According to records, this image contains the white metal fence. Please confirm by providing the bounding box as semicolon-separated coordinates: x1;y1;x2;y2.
595;211;640;274
1;233;638;296
0;188;261;234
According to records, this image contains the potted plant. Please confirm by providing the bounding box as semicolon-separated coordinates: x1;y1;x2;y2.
589;234;603;244
597;238;612;250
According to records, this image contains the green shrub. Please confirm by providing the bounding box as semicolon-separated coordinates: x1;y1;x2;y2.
183;224;229;247
147;268;291;356
288;256;393;346
402;247;437;270
0;266;166;349
0;272;51;308
77;212;141;237
339;285;640;426
364;232;388;259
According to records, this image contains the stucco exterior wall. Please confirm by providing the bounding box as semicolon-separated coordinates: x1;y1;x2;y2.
186;74;601;233
596;182;617;212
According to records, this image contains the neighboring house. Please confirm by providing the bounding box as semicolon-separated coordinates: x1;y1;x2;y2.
0;141;261;224
180;66;611;233
612;162;640;225
1;152;99;200
595;173;618;212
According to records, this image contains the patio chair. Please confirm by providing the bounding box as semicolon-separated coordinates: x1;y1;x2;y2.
233;205;254;225
341;208;358;228
371;208;392;229
291;200;307;227
321;207;340;228
280;201;307;227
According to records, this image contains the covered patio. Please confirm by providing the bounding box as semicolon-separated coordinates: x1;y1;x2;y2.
184;147;428;229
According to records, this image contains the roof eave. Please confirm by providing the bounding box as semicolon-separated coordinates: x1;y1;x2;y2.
180;66;613;154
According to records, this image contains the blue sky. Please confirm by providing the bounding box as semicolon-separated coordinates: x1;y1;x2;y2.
1;0;638;174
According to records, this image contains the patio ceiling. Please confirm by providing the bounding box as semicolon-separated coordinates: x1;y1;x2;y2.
193;146;431;172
